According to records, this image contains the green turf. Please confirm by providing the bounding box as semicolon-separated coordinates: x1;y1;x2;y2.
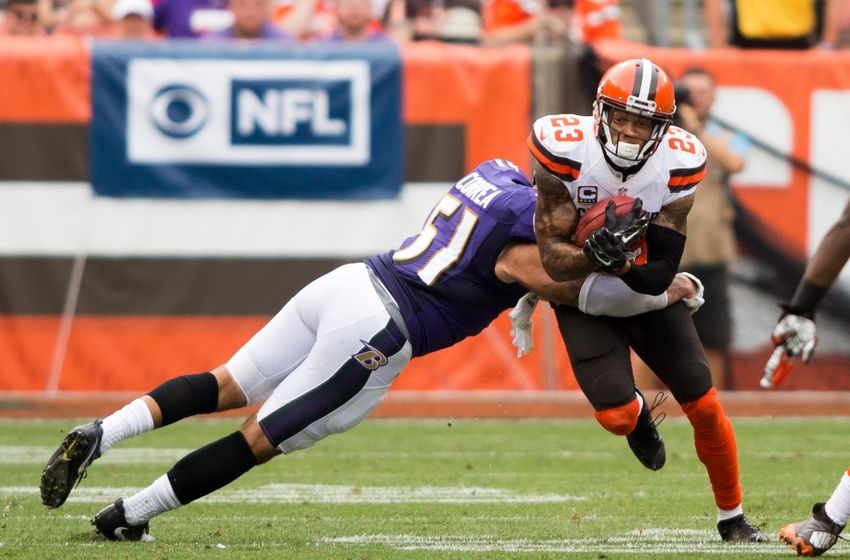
1;416;850;559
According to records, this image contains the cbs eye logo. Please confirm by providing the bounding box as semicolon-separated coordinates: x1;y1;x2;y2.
149;84;209;139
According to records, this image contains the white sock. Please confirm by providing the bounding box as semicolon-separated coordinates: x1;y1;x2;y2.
123;474;182;525
99;398;155;455
717;504;743;522
824;470;850;526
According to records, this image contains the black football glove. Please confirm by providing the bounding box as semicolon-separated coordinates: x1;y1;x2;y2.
583;228;628;273
604;198;650;247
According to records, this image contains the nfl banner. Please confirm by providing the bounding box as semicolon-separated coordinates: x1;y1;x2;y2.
91;41;403;199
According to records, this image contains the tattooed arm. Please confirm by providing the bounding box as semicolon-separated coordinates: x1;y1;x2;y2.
651;193;693;235
533;161;596;281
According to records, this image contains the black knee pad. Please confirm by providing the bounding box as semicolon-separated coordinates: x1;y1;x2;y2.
148;372;219;426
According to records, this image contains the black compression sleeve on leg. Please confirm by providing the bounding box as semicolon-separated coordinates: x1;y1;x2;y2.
148;372;219;426
167;431;258;505
619;224;686;295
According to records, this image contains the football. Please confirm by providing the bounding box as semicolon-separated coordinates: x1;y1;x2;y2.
573;195;638;247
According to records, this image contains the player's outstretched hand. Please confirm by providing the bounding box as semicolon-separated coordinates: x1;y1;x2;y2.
772;313;817;362
583;228;628;273
761;314;817;389
605;198;650;247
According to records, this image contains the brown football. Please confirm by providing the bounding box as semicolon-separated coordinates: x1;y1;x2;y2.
573;195;638;247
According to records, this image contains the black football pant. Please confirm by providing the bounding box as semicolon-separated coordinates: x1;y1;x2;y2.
555;302;712;409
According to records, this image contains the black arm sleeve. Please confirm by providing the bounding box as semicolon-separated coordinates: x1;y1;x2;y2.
618;224;686;295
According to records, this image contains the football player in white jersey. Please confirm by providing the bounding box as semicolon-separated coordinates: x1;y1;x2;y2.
768;198;850;556
529;58;768;543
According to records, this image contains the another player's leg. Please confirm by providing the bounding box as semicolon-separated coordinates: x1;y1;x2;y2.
629;304;767;542
91;263;412;540
92;415;274;541
554;305;665;470
40;367;246;509
780;467;850;556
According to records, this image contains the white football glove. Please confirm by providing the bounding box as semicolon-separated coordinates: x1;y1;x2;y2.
771;313;817;362
678;272;705;315
761;314;817;389
508;292;540;357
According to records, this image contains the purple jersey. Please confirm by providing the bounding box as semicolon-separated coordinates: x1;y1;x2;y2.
365;159;536;357
153;0;231;38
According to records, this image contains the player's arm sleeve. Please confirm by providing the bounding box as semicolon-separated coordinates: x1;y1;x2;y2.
578;272;668;317
618;224;686;295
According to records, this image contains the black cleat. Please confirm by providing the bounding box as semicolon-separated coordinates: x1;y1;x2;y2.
92;499;150;541
40;420;104;508
779;502;845;556
626;390;666;471
718;513;770;543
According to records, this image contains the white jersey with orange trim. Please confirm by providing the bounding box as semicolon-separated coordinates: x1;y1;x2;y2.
528;114;707;219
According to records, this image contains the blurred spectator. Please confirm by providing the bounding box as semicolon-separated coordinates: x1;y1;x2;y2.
274;0;335;40
379;0;410;41
480;0;566;45
2;0;46;34
630;0;666;46
571;0;619;44
154;0;231;38
404;0;443;41
705;0;842;49
624;0;704;49
111;0;156;38
207;0;291;38
392;0;480;43
436;0;480;43
324;0;388;41
35;0;70;33
634;67;749;391
44;0;112;35
569;0;621;112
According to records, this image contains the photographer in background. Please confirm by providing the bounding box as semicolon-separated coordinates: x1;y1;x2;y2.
635;66;750;391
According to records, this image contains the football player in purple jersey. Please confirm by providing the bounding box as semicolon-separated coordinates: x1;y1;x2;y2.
39;158;700;541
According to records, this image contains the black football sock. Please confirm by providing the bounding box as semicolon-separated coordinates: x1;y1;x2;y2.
167;431;258;504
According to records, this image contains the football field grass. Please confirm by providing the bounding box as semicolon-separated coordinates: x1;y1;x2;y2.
1;416;850;559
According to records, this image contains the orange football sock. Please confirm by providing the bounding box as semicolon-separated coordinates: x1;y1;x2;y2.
681;388;742;510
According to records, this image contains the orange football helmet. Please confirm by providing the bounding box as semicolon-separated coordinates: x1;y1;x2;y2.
593;58;676;165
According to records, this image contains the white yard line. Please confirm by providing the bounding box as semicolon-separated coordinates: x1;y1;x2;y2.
320;532;784;554
0;483;585;504
4;444;848;464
